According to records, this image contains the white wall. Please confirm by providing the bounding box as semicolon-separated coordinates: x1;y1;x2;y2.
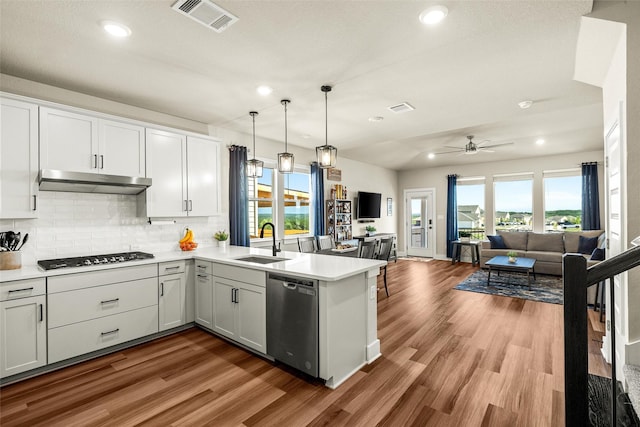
398;150;605;258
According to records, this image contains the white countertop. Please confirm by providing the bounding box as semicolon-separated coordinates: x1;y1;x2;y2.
0;245;386;283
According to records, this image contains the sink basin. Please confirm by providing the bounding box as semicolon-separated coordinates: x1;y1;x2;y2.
234;256;289;264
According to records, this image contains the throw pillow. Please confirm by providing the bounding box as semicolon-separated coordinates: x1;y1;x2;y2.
488;235;507;249
591;247;605;261
578;235;598;255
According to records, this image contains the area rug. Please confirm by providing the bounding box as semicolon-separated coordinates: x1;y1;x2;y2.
588;374;640;427
453;269;563;304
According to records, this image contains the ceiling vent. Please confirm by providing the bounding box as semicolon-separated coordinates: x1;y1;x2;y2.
172;0;238;33
388;102;415;113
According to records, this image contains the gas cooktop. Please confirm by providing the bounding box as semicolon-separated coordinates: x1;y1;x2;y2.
38;251;155;271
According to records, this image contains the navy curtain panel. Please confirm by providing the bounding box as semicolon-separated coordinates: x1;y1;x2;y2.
310;162;325;236
446;174;458;258
581;162;601;230
229;145;250;246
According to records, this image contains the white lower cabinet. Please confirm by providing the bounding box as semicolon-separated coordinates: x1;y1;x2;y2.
195;270;213;329
48;306;158;364
158;261;186;331
0;278;47;378
47;265;159;364
212;276;266;354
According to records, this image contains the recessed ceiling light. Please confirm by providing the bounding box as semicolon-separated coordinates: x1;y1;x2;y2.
101;21;131;38
301;134;311;139
536;139;545;145
419;5;448;25
368;116;384;122
256;85;272;96
518;100;533;109
428;153;435;159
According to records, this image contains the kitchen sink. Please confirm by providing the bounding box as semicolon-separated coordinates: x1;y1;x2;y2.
234;256;289;264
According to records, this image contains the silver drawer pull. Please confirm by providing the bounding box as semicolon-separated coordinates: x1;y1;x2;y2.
100;298;120;304
197;274;208;278
8;287;34;293
197;265;207;269
164;266;180;271
101;328;119;336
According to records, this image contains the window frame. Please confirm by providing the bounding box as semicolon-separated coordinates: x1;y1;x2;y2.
456;176;486;240
493;173;534;232
542;168;582;232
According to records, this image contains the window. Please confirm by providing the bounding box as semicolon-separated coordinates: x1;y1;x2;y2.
494;174;533;231
283;172;311;236
457;178;485;240
249;164;313;241
249;167;274;238
544;170;582;232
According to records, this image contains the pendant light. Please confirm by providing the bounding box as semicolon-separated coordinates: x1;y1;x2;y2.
246;111;263;178
316;85;337;168
278;99;294;173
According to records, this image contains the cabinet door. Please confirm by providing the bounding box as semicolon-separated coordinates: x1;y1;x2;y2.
194;273;213;329
144;128;187;217
186;136;220;216
236;283;266;353
158;273;186;331
0;98;38;218
40;107;98;173
99;119;145;177
0;295;46;378
212;278;236;340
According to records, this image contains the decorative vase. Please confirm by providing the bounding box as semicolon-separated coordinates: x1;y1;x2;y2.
508;256;517;263
218;240;227;250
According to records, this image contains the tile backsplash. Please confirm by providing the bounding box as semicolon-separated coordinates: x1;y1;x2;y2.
0;191;227;265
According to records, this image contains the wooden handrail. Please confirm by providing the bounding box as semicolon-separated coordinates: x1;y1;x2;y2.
563;238;640;427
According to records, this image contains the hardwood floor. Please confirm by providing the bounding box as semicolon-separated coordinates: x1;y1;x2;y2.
0;259;609;426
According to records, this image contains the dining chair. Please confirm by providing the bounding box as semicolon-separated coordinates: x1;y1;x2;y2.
316;235;335;250
298;236;317;253
377;236;394;296
357;239;378;259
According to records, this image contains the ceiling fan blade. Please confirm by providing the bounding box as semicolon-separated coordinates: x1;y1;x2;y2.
443;145;464;150
482;142;514;149
480;149;495;153
434;149;464;155
476;139;491;147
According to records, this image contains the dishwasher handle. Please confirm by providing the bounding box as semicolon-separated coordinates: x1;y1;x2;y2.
283;282;298;290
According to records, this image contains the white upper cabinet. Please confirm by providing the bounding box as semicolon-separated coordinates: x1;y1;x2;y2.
40;107;145;177
143;128;187;217
0;98;39;218
140;129;220;217
187;136;220;216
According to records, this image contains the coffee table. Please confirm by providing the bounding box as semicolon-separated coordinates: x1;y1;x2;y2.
485;256;536;286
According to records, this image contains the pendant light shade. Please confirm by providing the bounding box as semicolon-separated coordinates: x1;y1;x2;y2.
246;111;263;178
316;85;337;168
278;99;295;173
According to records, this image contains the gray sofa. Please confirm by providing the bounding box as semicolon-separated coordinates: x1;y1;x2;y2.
480;229;605;276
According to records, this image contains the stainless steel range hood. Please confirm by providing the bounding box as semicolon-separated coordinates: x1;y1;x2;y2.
38;170;152;195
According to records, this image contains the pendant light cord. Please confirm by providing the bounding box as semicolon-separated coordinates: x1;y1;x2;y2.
284;100;288;152
251;111;257;159
325;90;328;147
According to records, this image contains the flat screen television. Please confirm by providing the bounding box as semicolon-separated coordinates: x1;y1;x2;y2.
356;191;382;219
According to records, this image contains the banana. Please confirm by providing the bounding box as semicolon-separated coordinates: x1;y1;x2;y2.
179;228;192;244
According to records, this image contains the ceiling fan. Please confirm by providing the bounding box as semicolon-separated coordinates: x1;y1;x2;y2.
437;135;513;156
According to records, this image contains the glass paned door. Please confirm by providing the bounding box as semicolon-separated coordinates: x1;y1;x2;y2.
406;190;434;257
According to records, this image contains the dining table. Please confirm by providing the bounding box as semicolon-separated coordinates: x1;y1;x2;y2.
315;247;359;257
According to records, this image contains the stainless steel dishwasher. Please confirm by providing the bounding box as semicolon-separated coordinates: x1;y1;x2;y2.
266;273;319;377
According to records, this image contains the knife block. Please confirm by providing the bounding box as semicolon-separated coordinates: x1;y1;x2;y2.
0;252;21;270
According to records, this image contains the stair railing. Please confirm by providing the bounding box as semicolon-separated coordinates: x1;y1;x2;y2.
563;237;640;427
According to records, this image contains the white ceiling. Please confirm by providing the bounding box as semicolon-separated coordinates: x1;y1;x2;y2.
0;0;603;170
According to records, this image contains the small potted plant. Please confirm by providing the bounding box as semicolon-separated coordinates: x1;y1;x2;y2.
214;230;229;250
365;225;376;237
507;250;518;263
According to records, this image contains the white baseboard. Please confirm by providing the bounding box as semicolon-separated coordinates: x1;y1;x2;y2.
366;339;381;362
627;339;640;365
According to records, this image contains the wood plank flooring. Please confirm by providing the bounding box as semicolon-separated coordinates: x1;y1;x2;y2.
0;259;609;426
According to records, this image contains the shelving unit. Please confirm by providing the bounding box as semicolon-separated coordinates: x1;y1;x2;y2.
326;198;352;242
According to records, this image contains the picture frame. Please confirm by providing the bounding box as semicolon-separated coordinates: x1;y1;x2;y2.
327;168;342;181
387;197;392;216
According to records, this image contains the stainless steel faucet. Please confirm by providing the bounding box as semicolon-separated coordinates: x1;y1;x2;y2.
260;222;281;256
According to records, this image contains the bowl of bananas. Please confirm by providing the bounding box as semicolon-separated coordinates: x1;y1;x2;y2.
179;228;198;251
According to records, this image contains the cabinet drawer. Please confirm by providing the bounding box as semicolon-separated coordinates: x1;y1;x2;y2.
48;264;157;294
48;305;158;364
213;263;266;287
0;278;46;301
159;260;185;276
194;260;213;275
48;277;158;328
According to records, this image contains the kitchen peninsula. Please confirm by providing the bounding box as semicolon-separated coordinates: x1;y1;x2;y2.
0;246;386;389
